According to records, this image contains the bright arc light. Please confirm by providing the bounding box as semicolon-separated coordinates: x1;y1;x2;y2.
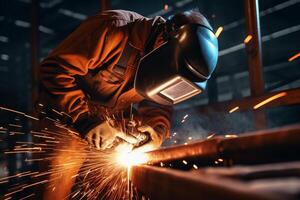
116;152;148;167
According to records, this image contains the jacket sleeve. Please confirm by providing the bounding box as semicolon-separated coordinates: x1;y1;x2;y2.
40;17;121;134
137;100;173;140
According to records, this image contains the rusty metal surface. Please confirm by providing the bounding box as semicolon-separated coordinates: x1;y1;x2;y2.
131;125;300;200
145;137;221;165
146;124;300;165
130;165;277;200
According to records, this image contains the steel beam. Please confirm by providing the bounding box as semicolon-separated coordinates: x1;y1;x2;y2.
145;124;300;165
130;165;275;200
244;0;267;129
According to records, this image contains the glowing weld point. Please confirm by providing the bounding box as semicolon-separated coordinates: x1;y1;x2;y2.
116;152;148;168
182;160;188;165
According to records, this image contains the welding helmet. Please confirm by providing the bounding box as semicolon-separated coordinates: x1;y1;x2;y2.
134;11;218;105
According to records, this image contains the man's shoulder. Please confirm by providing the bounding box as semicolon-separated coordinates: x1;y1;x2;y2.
95;9;148;23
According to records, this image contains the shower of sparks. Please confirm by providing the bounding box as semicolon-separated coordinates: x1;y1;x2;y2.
215;26;223;38
253;92;287;109
288;52;300;62
244;35;253;44
229;106;239;113
0;106;146;200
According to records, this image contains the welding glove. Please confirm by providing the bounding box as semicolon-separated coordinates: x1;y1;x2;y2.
132;125;163;153
86;121;139;150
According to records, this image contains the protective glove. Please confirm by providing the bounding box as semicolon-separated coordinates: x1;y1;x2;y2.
132;125;163;153
85;120;138;150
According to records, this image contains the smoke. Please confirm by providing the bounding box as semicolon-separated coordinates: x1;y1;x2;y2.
163;107;254;146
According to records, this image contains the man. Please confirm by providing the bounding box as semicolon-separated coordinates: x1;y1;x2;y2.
39;9;218;198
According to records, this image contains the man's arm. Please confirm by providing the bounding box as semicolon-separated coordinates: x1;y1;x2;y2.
40;17;120;134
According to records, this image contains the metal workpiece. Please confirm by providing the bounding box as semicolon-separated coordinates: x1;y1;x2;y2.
130;124;300;199
130;165;277;200
145;137;221;165
145;124;300;166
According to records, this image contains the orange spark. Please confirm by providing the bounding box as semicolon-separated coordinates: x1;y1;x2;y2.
253;92;287;109
244;35;253;44
229;106;239;113
164;4;169;11
225;134;238;138
215;26;223;38
288;52;300;62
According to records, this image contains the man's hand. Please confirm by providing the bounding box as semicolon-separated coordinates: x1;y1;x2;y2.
86;121;138;150
132;125;163;153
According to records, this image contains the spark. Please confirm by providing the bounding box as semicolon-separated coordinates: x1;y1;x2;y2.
225;134;238;138
164;4;169;11
9;123;22;128
215;26;223;38
229;106;239;113
173;132;177;136
160;162;164;167
183;114;189;120
253;92;287;109
214;161;218;164
193;164;198;169
206;134;215;139
244;35;252;43
184;142;188;145
288;52;300;62
182;160;188;165
218;158;224;162
188;136;192;140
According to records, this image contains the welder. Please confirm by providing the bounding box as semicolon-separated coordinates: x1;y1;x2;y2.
39;9;218;199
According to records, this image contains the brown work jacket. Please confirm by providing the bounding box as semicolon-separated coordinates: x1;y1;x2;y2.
39;10;172;138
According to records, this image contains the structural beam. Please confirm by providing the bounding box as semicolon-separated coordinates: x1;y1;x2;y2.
130;165;273;200
145;124;300;165
244;0;267;129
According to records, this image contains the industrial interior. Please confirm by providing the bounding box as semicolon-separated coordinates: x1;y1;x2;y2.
1;0;300;199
